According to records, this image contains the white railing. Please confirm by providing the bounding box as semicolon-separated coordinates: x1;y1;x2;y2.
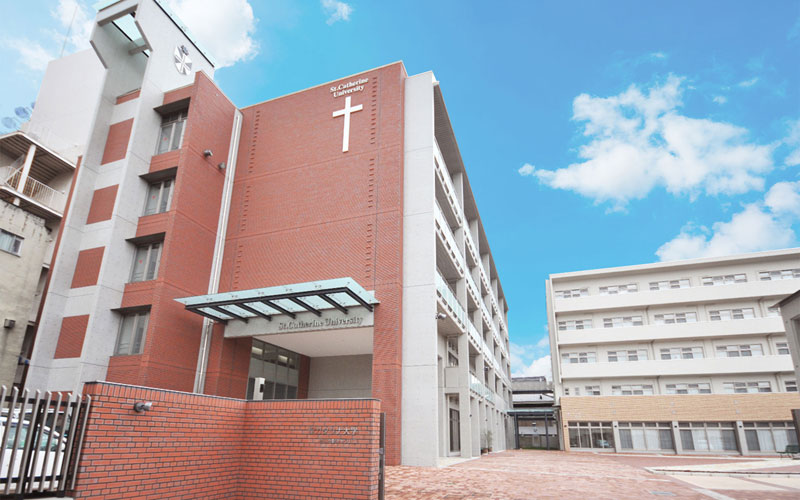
469;373;483;395
435;272;466;331
433;139;463;225
467;319;481;352
464;227;479;264
0;165;65;214
434;204;464;276
466;272;481;305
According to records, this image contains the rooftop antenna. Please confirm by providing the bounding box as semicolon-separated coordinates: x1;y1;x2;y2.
59;3;79;58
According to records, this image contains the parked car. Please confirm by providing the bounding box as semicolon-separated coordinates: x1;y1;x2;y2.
0;411;68;487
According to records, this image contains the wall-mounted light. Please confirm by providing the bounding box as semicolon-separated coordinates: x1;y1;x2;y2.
133;402;153;413
436;313;447;320
217;162;226;170
3;319;15;329
203;149;213;158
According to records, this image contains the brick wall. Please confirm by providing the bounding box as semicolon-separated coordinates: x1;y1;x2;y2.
73;382;381;500
100;119;133;165
53;315;89;359
70;247;104;288
85;185;118;224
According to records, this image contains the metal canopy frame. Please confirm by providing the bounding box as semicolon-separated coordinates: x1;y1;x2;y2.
175;278;378;324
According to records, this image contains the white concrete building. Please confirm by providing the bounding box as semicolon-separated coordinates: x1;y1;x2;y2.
548;248;800;455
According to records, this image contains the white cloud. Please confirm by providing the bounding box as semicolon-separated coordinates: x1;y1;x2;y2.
656;182;800;261
164;0;259;67
523;75;774;208
518;163;535;176
738;77;759;88
51;0;93;50
712;95;727;105
512;355;552;380
1;38;54;72
321;0;353;25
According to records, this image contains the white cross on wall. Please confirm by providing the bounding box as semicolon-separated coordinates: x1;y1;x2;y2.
332;96;363;153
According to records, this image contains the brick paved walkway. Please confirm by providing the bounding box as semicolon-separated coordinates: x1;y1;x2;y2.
385;450;706;499
385;450;800;499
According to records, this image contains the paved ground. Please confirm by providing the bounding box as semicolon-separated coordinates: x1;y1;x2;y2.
384;450;800;499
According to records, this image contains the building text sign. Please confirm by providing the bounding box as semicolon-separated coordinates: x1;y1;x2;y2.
224;307;374;338
330;78;368;98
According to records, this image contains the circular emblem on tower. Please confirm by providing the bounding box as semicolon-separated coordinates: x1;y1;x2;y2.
174;45;192;75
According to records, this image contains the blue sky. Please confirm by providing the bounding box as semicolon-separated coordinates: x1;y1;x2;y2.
2;0;799;378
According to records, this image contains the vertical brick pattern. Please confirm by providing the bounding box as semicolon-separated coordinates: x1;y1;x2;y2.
107;72;236;391
210;62;406;464
53;315;89;359
85;185;118;224
100;119;133;165
73;382;381;500
70;247;104;288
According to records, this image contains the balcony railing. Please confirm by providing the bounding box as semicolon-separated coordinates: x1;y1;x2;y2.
433;139;463;226
435;272;466;331
434;204;464;276
1;165;66;215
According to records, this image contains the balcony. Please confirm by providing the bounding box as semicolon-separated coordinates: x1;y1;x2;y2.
557;317;786;346
0;132;75;220
433;139;463;227
560;354;793;379
435;203;464;278
436;272;466;332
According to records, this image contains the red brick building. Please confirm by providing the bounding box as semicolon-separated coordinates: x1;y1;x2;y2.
27;0;513;466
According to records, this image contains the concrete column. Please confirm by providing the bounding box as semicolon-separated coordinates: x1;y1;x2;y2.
14;144;36;201
671;421;683;454
612;421;621;453
457;333;472;458
471;396;480;456
736;420;748;455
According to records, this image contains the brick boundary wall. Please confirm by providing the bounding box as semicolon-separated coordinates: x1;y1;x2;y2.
73;382;381;500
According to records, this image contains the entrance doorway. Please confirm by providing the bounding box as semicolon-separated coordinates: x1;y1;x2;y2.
449;408;461;453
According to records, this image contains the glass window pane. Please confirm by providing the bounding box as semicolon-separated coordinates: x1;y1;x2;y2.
157;124;171;154
170;120;184;150
145;243;161;280
619;429;633;449
132;313;148;354
115;315;135;355
144;183;160;215
131;246;148;282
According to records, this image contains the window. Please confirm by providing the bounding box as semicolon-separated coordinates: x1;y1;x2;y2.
618;422;674;451
561;352;596;364
758;269;800;281
156;110;187;154
563;388;569;396
679;422;738;451
767;306;781;317
785;380;797;393
716;344;763;358
599;284;638;295
246;339;300;400
0;229;23;256
723;381;771;394
776;342;790;355
558;319;592;331
702;274;746;286
654;312;697;324
555;288;588;299
608;349;648;362
573;387;581;396
603;316;643;328
709;308;755;321
584;386;601;396
649;279;690;291
744;422;798;453
447;337;459;367
130;242;162;282
143;179;173;216
611;384;654;395
114;311;149;355
666;383;711;394
568;422;614;449
660;347;703;360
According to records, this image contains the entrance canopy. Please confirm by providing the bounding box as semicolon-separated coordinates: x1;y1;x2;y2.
175;277;379;324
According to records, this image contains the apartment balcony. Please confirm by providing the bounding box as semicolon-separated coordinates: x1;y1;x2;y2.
557;317;786;346
553;280;800;313
560;354;794;379
435;203;465;278
0;132;75;220
464;227;479;267
436;272;466;333
433;139;463;227
467;319;482;354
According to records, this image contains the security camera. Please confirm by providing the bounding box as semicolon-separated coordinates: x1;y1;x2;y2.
436;313;447;320
203;149;213;157
133;402;153;413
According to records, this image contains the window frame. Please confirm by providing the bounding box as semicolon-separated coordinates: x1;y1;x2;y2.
114;311;149;356
155;110;188;155
142;178;174;216
129;241;163;283
0;229;23;256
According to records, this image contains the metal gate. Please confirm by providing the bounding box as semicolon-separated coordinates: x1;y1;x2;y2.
378;412;385;500
0;386;91;498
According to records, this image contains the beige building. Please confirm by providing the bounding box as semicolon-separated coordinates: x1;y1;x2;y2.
547;248;800;455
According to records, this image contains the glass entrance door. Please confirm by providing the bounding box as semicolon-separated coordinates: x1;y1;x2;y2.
449;408;460;453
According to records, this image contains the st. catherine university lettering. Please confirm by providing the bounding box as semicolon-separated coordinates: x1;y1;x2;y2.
277;316;365;331
330;77;369;97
